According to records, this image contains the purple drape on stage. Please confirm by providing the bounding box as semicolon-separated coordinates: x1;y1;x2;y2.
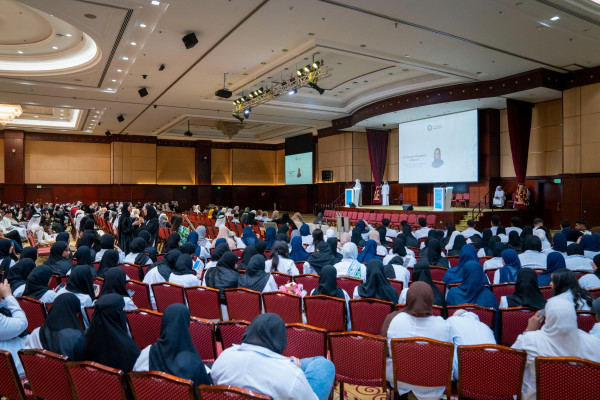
366;129;389;187
506;99;533;210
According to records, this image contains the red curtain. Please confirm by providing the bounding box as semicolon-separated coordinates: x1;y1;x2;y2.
366;129;389;187
506;99;533;210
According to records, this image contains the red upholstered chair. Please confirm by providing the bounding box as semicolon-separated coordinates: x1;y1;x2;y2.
196;385;272;399
429;266;448;282
294;261;305;274
151;282;185;313
589;287;600;298
84;306;95;323
189;317;217;363
577;311;596;332
18;349;71;400
126;309;162;350
432;281;447;297
119;263;142;281
126;280;153;310
129;371;195;400
349;212;358;222
328;332;388;400
293;274;319;294
16;296;46;333
388;279;403;297
535;356;600;400
65;361;128;400
390;337;453;396
406;215;416;226
218;320;250;349
390;214;400;227
418;237;427;247
270;272;292;287
185;286;222;321
447;304;496;330
500;307;537;346
457;345;526;400
539;286;553;299
376;213;384;223
349;298;394;335
224;288;261;322
357;212;365;221
407;246;419;257
262;292;302;323
48;274;61;290
283;323;327;359
399;214;408;224
426;214;436;228
485;268;499;283
336;277;363;296
0;350;31;400
304;295;346;332
491;283;516;304
447;256;460;268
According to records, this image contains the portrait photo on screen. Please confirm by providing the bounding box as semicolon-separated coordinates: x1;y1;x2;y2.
397;110;478;184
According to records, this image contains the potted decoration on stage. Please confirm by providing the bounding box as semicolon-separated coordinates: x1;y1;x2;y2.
372;185;382;205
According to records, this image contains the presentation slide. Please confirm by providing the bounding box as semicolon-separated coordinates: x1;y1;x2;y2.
397;110;478;184
285;152;313;185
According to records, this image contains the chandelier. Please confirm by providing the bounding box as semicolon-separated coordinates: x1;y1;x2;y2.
0;104;23;127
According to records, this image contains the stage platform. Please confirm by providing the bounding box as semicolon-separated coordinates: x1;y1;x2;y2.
356;205;518;213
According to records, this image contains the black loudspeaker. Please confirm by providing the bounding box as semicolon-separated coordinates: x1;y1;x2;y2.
138;88;148;98
182;32;199;49
402;204;412;210
349;202;357;208
117;115;124;122
321;170;333;182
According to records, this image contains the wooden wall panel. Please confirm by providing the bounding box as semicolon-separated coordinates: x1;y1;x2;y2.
156;146;195;185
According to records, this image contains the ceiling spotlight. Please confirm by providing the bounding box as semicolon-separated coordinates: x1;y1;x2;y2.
140;23;147;28
122;57;129;60
117;115;125;122
66;33;72;37
288;88;297;95
550;15;560;21
296;69;303;76
232;112;244;122
17;50;23;54
105;130;112;136
182;32;198;49
111;79;116;82
311;60;321;70
151;0;160;5
52;46;58;50
249;92;254;98
117;69;122;72
138;88;148;97
308;81;325;95
243;108;251;118
303;65;311;73
159;64;165;71
130;42;137;46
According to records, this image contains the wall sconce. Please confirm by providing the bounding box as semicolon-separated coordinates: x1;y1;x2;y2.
11;149;15;153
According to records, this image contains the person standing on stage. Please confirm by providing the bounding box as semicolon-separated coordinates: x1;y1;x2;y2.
381;181;390;206
353;179;362;207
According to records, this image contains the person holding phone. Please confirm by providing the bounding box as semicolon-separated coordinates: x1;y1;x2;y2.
0;278;28;377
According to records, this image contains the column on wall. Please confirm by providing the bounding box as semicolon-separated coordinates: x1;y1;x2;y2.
3;130;23;203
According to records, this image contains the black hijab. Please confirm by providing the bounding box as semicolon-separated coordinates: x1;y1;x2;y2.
0;239;13;272
376;225;387;247
77;233;96;250
153;250;182;281
242;313;287;354
164;233;181;252
66;265;96;300
523;236;542;252
238;254;271;292
307;242;337;275
426;238;447;268
402;225;418;248
20;247;38;263
276;233;289;243
74;246;93;266
393;236;407;257
255;241;267;257
312;265;345;299
239;246;259;270
327;237;343;263
350;227;365;247
594;254;600;280
6;259;36;293
481;228;493;248
45;241;72;275
55;232;70;244
23;265;53;300
137;230;151;247
129;237;146;254
357;259;399;303
84;294;140;373
412;262;445;307
99;267;129;298
210;243;230;263
451;235;467;252
39;292;85;361
204;251;239;301
508;231;521;250
97;250;120;278
506;268;547;310
144;204;158;221
149;304;212;387
101;234;115;250
173;254;195;276
134;246;158;266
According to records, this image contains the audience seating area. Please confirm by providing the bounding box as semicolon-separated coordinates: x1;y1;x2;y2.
323;209;438;229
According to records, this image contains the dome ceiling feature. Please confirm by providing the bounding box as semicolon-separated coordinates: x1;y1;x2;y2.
0;0;100;75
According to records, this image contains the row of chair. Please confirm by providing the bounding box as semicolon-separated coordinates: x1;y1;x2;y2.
323;209;437;229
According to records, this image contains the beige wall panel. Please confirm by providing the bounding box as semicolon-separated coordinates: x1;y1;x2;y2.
563;145;581;174
563;116;580;146
563;87;580;118
580;112;600;145
525;152;545;177
581;83;600;115
500;109;508;133
581;142;600;173
156;146;195;185
531;100;562;128
545;151;563;176
211;149;231;185
0;139;5;182
501;155;515;178
500;131;511;156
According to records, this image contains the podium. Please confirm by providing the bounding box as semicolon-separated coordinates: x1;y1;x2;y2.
345;187;362;207
433;187;453;211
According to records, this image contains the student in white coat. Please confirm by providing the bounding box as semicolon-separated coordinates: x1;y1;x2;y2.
168;254;202;288
238;255;278;294
0;279;28;377
381;181;390;206
56;265;98;328
265;240;300;276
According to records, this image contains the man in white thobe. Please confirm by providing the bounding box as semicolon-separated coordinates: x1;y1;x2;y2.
381;181;390;206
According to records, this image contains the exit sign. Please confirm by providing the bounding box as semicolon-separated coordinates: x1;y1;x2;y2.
182;186;187;189
554;178;561;184
36;185;42;189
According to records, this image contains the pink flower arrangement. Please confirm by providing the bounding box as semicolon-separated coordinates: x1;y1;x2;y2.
278;282;304;296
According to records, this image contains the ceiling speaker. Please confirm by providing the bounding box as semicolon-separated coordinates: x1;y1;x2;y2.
138;88;148;98
182;32;198;49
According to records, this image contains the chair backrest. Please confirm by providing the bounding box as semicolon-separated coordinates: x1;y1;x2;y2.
328;332;387;388
185;286;222;320
218;320;250;349
336;277;363;296
189;317;217;363
151;282;185;313
282;323;327;359
224;288;262;322
16;296;46;333
485;268;499;283
491;283;516;304
407;215;416;225
0;350;27;400
304;295;346;332
292;274;319;294
535;356;600;400
457;344;526;400
270;272;292;287
387;279;403;297
129;371;195;400
428;266;448;282
119;263;142;281
126;280;153;310
18;349;71;400
432;280;447;297
447;304;496;329
349;298;394;335
65;361;128;400
126;309;163;350
500;307;538;346
196;385;272;399
84;306;95;323
447;256;460;268
577;311;596;332
539;286;553;299
390;337;453;395
426;215;436;226
262;291;302;323
588;287;600;298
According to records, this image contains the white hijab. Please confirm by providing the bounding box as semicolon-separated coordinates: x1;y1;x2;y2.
534;229;551;250
341;242;358;261
325;228;336;240
445;230;461;250
494;186;504;197
27;214;41;232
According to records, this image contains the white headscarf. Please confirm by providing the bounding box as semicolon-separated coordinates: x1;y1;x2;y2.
195;226;209;247
445;230;461;251
158;213;168;227
534;229;551;250
27;214;41;232
341;242;358;261
215;214;226;228
325;228;336;239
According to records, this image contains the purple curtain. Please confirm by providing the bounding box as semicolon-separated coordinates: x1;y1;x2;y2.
366;129;389;187
506;99;533;210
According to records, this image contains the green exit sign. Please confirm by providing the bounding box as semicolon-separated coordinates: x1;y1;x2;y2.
217;186;221;189
554;178;561;184
36;185;42;189
182;186;187;189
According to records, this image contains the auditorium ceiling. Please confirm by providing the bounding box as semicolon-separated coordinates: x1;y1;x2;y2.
0;0;599;142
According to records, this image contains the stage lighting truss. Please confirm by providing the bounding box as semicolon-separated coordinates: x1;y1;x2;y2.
231;62;331;116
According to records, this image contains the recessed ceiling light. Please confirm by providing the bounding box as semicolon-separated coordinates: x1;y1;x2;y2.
52;46;58;50
130;42;136;46
107;88;113;90
117;69;122;72
122;57;129;60
140;23;147;28
66;33;72;37
404;54;411;57
17;50;23;54
34;115;38;118
111;79;116;82
151;0;160;5
550;16;560;21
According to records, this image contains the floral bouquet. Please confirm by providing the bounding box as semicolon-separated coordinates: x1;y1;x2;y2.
278;282;304;296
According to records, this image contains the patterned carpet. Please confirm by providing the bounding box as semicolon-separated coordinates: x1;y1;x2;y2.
332;384;388;400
